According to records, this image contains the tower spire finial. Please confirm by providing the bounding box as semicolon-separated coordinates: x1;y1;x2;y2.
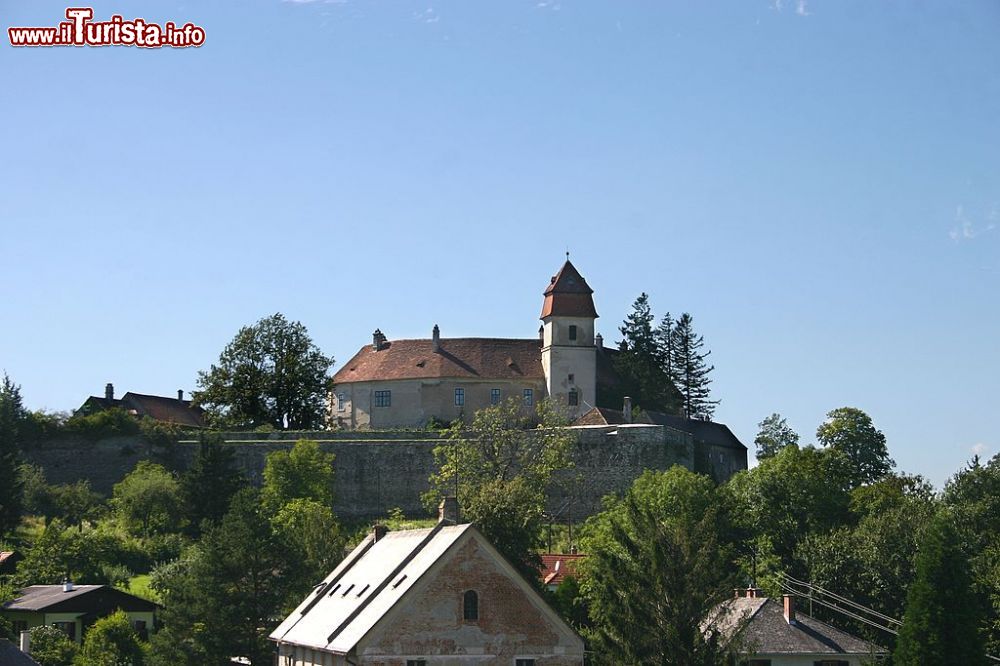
566;249;570;261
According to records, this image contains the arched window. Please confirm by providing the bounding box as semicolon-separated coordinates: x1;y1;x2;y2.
463;590;479;621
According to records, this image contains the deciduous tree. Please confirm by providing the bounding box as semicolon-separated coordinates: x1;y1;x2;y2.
261;439;334;515
27;624;78;666
753;413;799;460
425;398;574;579
194;313;334;430
816;407;894;487
112;462;183;537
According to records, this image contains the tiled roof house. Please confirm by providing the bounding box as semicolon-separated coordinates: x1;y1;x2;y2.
270;500;584;665
331;259;608;429
76;384;206;428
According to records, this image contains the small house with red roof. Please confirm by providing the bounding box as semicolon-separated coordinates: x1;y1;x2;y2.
76;384;206;428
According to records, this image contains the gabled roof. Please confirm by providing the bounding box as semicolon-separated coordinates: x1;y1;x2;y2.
270;523;582;657
714;597;886;656
540;553;585;587
121;392;206;428
540;260;599;319
0;640;41;666
332;338;544;384
2;585;158;613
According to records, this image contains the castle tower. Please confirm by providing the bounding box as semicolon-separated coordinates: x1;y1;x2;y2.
540;259;598;418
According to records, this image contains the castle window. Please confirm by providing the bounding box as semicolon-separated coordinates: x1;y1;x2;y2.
568;373;574;383
463;590;479;621
491;388;501;405
407;661;427;666
337;393;346;412
568;389;579;406
523;389;533;406
569;325;578;341
455;388;465;406
374;390;391;407
516;660;537;666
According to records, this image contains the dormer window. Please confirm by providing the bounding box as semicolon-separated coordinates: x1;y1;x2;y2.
463;590;479;621
568;325;578;341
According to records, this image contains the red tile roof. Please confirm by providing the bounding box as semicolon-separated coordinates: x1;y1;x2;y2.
122;393;206;428
540;260;599;319
540;553;585;587
333;338;545;384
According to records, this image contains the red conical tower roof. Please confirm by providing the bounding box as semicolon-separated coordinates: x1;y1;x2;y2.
540;260;599;319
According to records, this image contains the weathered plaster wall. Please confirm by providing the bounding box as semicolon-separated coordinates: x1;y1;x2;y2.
23;425;742;520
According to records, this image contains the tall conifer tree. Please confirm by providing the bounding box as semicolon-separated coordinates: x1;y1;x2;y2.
673;313;718;420
0;373;26;535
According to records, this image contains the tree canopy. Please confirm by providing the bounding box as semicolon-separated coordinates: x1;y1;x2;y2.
194;313;334;430
426;397;575;579
580;467;739;665
753;413;799;460
261;439;335;515
816;407;894;487
610;294;682;415
75;609;146;666
0;372;26;535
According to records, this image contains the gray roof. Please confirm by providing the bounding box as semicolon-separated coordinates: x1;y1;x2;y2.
2;585;157;613
641;412;747;451
713;597;886;656
0;639;41;665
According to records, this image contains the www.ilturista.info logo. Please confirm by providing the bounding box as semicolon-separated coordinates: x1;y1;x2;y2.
8;8;205;48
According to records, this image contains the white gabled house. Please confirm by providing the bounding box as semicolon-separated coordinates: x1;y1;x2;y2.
270;499;584;666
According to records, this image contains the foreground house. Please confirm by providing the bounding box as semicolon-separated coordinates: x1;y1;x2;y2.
76;383;206;427
0;583;158;643
271;500;585;665
0;639;41;666
711;590;887;665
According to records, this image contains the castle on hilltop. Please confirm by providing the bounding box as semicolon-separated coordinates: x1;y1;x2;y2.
331;259;615;429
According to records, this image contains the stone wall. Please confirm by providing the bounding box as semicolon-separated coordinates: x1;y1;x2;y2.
23;425;742;520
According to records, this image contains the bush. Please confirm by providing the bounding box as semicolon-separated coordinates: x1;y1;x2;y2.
64;408;142;439
29;624;78;666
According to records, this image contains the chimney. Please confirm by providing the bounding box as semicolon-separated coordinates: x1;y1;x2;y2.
19;630;30;654
372;524;388;541
438;496;459;525
783;594;796;624
744;587;762;598
595;333;603;350
63;578;74;593
538;324;544;342
177;389;184;401
372;329;385;351
432;324;441;352
105;383;114;400
623;396;633;423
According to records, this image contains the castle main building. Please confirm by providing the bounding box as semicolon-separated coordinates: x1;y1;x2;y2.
331;260;605;429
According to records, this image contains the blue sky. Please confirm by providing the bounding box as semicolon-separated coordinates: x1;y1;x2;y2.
1;1;997;489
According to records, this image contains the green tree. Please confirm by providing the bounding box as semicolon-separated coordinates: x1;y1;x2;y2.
895;511;987;665
111;462;183;537
194;313;334;430
149;489;290;666
753;413;799;460
942;454;1000;653
816;407;894;487
425;398;575;579
580;469;739;665
724;444;853;581
672;313;718;420
271;497;344;606
0;373;26;535
28;624;78;666
611;294;682;414
51;480;103;530
261;439;334;515
75;610;146;666
180;433;244;535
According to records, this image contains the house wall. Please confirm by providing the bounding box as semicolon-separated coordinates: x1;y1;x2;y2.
355;536;583;665
333;378;547;430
